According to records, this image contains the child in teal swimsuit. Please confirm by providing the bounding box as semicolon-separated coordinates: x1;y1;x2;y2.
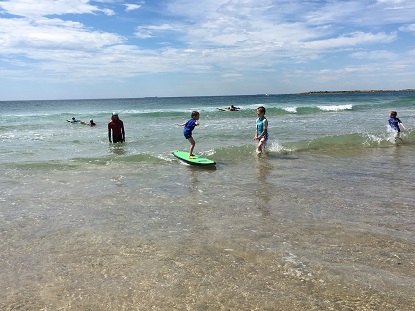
254;106;268;154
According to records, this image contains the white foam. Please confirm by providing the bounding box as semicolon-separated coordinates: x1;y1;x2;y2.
318;104;353;111
283;107;297;113
268;141;293;153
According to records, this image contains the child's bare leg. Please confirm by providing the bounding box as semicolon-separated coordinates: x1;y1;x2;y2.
257;138;267;154
394;132;403;142
257;141;263;154
188;137;196;157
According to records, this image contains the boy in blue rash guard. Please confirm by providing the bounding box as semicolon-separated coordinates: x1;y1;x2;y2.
388;111;407;141
254;106;268;154
177;111;200;158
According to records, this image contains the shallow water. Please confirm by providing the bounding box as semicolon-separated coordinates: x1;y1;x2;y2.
2;146;415;310
1;93;415;310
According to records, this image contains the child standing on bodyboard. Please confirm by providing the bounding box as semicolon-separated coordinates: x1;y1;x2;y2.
254;106;268;155
177;111;200;158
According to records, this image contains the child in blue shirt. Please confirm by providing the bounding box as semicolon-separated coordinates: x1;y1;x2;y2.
177;111;200;158
388;111;406;141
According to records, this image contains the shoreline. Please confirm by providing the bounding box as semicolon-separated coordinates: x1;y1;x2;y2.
298;89;415;95
2;89;415;103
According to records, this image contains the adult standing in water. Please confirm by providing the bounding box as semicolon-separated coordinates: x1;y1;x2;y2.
108;112;125;143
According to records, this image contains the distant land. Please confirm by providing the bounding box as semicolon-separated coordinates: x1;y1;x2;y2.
298;89;415;95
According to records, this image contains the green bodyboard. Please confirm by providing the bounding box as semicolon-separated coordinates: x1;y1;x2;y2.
172;151;216;166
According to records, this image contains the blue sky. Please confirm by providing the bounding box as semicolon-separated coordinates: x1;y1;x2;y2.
1;0;415;100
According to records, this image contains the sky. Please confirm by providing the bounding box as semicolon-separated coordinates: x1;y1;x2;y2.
1;0;415;100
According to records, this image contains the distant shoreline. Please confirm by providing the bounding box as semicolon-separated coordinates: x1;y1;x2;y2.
298;89;415;95
2;89;415;102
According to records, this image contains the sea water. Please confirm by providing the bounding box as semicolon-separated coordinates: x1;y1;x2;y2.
1;92;415;310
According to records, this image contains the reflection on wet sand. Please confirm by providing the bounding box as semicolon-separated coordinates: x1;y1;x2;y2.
255;157;271;217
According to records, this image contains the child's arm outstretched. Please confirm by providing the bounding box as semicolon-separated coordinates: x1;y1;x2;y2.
400;121;407;131
177;119;199;127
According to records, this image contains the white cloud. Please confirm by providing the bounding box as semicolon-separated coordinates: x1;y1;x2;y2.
399;24;415;32
134;24;180;39
222;73;243;78
305;0;415;25
350;50;397;60
302;32;397;50
125;3;141;12
304;1;365;25
0;17;124;51
376;0;415;9
0;0;113;18
1;0;415;99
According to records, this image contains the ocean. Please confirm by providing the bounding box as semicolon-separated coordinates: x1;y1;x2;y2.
1;92;414;310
